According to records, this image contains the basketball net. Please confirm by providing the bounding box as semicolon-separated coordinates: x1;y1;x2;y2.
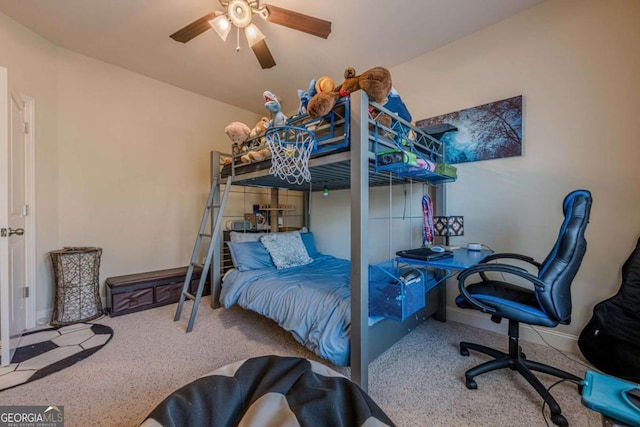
266;126;316;185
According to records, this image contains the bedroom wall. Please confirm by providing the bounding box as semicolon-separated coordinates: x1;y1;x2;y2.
311;183;435;265
313;0;640;347
55;50;261;309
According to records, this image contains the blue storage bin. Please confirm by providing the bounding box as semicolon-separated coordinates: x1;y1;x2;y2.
369;260;426;321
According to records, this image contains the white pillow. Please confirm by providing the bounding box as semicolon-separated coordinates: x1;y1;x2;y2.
260;232;313;269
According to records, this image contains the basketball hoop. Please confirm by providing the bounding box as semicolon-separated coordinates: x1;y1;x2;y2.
265;126;316;185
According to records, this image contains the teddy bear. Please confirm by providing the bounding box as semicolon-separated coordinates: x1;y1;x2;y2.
294;76;337;118
246;146;271;162
336;66;392;104
307;91;340;118
225;121;251;158
225;121;251;144
250;117;269;139
307;66;393;118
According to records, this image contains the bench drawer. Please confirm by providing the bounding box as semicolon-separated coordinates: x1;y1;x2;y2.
155;283;183;304
112;288;154;315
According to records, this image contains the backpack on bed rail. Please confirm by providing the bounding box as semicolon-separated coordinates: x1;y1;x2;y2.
578;237;640;381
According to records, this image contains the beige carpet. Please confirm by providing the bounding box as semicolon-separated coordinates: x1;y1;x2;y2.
0;297;601;426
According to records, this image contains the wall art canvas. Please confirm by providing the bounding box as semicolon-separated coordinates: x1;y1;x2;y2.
416;95;523;164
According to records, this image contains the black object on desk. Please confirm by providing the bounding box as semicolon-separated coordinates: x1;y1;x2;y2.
396;247;453;261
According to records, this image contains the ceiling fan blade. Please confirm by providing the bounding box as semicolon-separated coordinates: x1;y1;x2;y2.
170;12;217;43
264;5;331;39
251;39;276;69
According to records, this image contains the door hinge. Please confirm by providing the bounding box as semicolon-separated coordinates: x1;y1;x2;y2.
22;122;29;134
23;287;29;298
22;205;29;216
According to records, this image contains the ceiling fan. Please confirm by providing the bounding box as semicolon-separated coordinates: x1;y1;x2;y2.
170;0;332;69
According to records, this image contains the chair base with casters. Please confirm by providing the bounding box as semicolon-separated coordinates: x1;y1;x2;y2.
460;318;581;427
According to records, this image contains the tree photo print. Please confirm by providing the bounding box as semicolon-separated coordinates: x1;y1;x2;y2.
416;95;523;164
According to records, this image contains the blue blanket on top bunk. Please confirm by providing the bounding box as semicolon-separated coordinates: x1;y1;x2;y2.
220;254;353;366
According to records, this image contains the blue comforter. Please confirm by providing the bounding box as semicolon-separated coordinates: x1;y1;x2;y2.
220;255;352;366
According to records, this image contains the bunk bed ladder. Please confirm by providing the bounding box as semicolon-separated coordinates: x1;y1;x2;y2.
174;175;232;332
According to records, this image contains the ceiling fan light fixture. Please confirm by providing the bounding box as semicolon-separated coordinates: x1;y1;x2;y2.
209;15;231;41
228;0;253;28
244;23;265;47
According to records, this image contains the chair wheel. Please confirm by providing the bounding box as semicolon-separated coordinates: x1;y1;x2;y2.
460;347;470;357
550;413;568;426
465;378;477;390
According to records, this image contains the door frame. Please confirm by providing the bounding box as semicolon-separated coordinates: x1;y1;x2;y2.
22;95;36;328
1;67;9;364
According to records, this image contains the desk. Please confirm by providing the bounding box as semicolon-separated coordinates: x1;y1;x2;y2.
396;248;494;321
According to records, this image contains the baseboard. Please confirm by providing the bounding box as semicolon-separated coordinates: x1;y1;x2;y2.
36;308;52;326
447;307;581;355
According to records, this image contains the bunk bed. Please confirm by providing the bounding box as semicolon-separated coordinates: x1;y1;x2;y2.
209;90;455;391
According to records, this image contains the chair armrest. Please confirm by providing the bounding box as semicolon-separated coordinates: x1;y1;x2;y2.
478;253;540;282
457;263;546;314
480;253;541;268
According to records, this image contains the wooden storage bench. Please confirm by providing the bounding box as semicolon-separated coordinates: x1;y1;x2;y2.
105;266;210;317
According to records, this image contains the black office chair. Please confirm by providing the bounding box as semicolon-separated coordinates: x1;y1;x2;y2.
455;190;592;427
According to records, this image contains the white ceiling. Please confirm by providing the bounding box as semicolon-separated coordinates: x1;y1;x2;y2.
0;0;543;114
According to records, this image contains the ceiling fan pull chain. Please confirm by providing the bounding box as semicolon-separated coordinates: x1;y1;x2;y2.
236;26;240;52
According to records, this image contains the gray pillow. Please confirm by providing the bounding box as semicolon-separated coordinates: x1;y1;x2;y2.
229;231;267;242
260;232;313;269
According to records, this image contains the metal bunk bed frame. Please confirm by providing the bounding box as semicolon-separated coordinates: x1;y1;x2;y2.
209;91;452;391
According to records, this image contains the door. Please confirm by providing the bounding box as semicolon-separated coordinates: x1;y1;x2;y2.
0;67;28;366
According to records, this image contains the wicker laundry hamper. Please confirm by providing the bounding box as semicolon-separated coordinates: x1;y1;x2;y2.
50;247;103;326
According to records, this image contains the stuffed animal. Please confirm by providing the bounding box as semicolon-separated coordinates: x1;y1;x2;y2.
225;121;251;144
296;80;317;117
307;66;393;118
247;147;271;162
384;87;412;123
307;91;341;118
250;117;269;138
263;91;287;128
336;66;392;104
225;121;251;159
372;86;414;139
